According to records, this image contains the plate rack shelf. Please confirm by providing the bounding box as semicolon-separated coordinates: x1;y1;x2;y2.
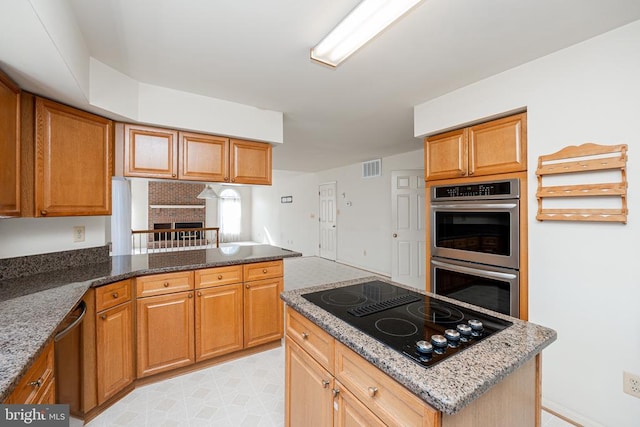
536;143;628;223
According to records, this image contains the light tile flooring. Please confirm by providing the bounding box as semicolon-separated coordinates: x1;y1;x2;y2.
76;256;575;427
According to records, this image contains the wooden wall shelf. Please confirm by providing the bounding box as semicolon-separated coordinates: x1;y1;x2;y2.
536;143;628;223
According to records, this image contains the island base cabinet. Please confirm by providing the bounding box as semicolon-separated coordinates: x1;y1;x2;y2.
96;302;134;404
285;337;334;427
335;341;440;427
136;291;195;378
440;357;537;427
334;381;386;427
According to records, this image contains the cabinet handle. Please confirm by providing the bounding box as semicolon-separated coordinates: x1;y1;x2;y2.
197;291;202;297
188;293;193;298
331;388;340;398
29;379;43;388
164;282;170;287
246;284;250;289
40;210;48;216
301;332;309;340
100;314;107;320
262;268;268;274
321;380;330;388
218;274;223;280
368;386;378;397
112;292;119;299
171;173;176;178
224;177;229;182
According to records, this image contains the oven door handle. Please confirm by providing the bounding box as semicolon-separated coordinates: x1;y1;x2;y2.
432;203;517;210
431;259;517;280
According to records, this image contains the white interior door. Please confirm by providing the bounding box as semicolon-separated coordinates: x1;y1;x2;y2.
391;170;426;289
319;182;337;260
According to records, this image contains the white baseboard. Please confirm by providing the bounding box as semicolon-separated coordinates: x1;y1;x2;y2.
542;399;602;427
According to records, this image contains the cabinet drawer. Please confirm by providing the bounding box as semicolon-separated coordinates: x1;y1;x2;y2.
335;341;440;427
136;271;194;298
6;341;55;404
243;260;283;282
195;265;243;289
286;307;334;372
96;279;132;311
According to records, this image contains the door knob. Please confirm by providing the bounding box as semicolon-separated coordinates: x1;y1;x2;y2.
393;233;398;238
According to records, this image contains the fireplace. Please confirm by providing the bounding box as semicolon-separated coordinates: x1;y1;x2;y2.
153;223;172;241
175;222;204;240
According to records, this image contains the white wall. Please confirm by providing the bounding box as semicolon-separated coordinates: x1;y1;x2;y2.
252;170;320;256
253;149;424;274
0;216;109;258
414;19;640;427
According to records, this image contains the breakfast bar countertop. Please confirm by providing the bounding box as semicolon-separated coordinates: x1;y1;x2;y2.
0;245;301;402
280;276;557;415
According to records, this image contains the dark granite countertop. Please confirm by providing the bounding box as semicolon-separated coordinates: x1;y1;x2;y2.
280;276;557;415
0;245;300;401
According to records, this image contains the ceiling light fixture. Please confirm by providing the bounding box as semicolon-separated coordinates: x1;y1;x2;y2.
197;184;219;199
310;0;424;67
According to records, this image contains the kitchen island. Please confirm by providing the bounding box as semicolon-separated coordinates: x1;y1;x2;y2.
281;277;556;427
0;244;300;405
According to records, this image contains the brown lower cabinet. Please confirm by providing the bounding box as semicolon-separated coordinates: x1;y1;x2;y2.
3;341;55;404
136;290;196;378
96;302;134;404
286;307;541;427
195;283;244;361
244;276;284;348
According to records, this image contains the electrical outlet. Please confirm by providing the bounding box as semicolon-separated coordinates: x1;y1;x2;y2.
73;226;85;242
623;371;640;399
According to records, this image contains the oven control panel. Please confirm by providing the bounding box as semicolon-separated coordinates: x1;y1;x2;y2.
432;179;519;201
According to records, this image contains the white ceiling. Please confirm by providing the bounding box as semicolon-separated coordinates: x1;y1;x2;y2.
9;1;640;172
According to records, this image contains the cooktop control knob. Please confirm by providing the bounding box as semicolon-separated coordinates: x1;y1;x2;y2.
444;329;460;342
468;319;484;336
416;340;433;354
431;334;447;348
456;324;472;337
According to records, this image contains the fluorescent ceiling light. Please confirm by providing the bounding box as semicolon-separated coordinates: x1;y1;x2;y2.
310;0;424;67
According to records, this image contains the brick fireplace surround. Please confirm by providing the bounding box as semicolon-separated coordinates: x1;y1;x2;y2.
148;182;206;230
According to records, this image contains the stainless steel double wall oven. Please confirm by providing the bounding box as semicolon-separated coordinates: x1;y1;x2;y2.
430;179;520;317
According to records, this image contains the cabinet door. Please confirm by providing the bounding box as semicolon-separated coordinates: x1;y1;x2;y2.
229;138;272;185
96;302;133;404
35;98;112;216
424;128;467;181
285;338;334;427
243;277;283;348
0;70;20;217
334;380;386;427
136;291;195;378
178;131;229;182
195;283;244;361
5;341;55;404
468;113;527;176
124;124;178;179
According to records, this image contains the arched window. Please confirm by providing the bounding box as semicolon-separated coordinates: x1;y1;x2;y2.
219;189;241;242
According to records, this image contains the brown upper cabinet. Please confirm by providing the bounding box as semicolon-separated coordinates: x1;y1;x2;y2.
17;94;113;217
0;70;21;217
119;123;272;185
424;112;527;181
229;138;272;185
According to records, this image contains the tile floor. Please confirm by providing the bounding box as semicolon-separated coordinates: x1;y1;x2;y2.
75;256;576;426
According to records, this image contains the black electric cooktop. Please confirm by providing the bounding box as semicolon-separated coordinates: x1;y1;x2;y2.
302;281;512;368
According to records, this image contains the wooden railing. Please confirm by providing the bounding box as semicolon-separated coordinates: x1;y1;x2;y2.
131;227;220;254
